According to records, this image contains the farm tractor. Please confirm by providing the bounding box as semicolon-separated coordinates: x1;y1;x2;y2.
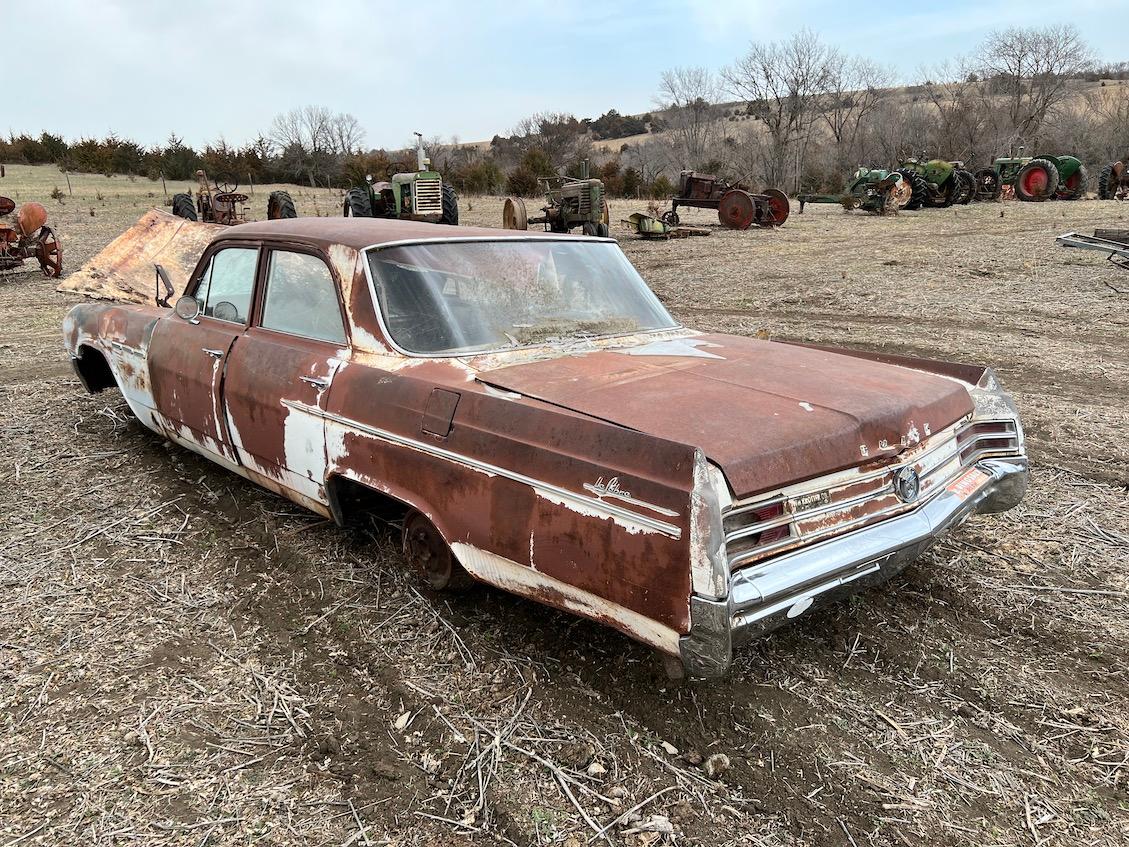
662;170;789;229
896;159;975;208
0;196;62;278
1098;158;1128;200
974;150;1087;202
343;133;458;225
797;168;913;215
171;170;297;224
502;160;610;236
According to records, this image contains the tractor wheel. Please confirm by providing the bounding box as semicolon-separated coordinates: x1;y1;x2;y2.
440;184;459;226
660;210;680;226
974;168;1002;201
582;221;599;236
171;193;197;221
955;170;975;205
595;222;609;238
343;187;373;217
895;168;928;210
1098;164;1115;200
600;199;610;226
1056;165;1087;200
760;188;790;226
36;226;62;278
718;189;756;229
1014;158;1059;202
403;509;473;592
502;197;528;230
267;190;297;220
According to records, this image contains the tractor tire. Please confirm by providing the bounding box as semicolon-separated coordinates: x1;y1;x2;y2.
895;168;928;210
267;190;297;220
595;222;610;238
171;193;197;221
440;184;459;226
582;221;599;237
955;170;975;205
1055;165;1087;200
1098;164;1115;200
1014;158;1059;202
343;187;373;217
974;168;1002;201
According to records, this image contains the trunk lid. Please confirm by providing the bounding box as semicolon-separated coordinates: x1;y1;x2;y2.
475;334;974;499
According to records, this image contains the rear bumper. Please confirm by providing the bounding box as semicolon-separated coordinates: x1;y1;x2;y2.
679;456;1028;679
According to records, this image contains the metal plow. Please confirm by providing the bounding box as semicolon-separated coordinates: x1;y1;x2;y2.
58;209;222;304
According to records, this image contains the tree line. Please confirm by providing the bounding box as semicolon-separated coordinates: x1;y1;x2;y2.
3;27;1126;198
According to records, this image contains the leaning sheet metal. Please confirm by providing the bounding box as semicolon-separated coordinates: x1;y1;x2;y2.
57;209;222;304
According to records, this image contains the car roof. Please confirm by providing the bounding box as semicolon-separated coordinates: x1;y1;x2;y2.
212;217;584;251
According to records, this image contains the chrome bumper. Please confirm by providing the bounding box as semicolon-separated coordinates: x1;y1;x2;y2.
679;456;1028;679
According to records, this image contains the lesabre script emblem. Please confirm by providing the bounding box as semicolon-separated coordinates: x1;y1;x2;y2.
582;476;681;518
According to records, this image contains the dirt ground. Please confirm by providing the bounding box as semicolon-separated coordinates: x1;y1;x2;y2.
2;163;1127;846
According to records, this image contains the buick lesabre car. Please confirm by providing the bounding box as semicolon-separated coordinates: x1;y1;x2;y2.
64;218;1027;678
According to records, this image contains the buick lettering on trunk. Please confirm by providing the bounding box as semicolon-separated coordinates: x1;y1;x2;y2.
64;218;1028;679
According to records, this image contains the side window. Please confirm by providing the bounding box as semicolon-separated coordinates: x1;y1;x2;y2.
260;251;347;345
198;247;257;323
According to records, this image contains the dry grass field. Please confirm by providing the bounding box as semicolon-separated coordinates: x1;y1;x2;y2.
1;163;1128;846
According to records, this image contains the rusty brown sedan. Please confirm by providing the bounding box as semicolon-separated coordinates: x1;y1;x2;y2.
63;218;1028;679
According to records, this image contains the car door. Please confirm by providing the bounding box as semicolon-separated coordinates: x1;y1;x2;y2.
148;244;260;465
222;246;349;504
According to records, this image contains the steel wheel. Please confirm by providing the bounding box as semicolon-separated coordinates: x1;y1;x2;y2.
760;188;790;227
718;189;756;229
890;175;913;208
36;227;62;278
403;510;472;591
503;197;528;230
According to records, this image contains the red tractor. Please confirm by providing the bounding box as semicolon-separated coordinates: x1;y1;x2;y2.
662;170;790;230
0;197;62;278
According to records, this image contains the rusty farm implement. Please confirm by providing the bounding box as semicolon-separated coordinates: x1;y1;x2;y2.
662;170;789;229
0;197;62;278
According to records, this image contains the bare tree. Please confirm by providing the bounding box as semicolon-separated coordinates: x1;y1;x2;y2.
328;113;365;156
974;25;1092;144
654;66;720;169
723;29;833;188
821;53;892;172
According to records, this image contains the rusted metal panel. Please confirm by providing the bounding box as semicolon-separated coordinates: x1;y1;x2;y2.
58;209;223;303
475;333;974;500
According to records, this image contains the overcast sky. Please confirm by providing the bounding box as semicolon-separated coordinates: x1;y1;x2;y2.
7;0;1123;151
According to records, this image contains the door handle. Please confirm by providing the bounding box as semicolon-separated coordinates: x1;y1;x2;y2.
300;375;330;389
202;348;224;359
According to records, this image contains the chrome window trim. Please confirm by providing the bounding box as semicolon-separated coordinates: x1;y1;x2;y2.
358;236;683;360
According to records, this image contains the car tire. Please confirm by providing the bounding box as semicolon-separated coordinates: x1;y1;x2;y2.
171;193;197;221
403;509;473;591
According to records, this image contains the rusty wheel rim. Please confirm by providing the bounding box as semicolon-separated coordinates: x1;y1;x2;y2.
37;227;62;278
761;188;790;226
891;178;913;208
1021;167;1048;197
503;197;528;230
718;190;755;229
403;511;453;590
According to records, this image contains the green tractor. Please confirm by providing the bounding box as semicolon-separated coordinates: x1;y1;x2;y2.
973;150;1087;202
343;133;458;225
501;160;610;236
896;159;976;208
797;167;913;215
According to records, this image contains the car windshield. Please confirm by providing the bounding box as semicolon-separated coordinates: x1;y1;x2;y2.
366;240;678;355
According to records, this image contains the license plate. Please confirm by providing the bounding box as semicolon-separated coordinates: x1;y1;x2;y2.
947;467;989;501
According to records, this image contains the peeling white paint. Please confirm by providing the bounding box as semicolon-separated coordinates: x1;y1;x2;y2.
799;401;814;412
451;542;680;654
619;338;724;360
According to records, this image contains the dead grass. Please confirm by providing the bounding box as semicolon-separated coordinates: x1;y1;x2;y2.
2;163;1128;845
